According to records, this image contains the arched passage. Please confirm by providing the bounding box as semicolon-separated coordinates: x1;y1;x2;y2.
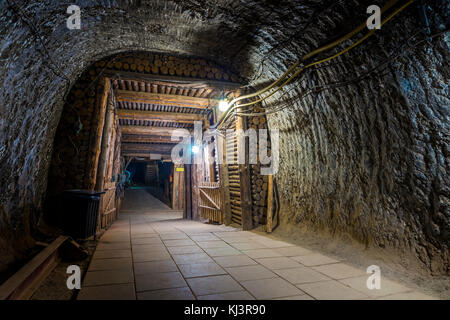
0;0;448;299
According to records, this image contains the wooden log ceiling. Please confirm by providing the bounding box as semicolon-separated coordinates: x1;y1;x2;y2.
122;144;175;153
112;74;239;160
121;135;181;144
118;110;205;123
116;90;217;109
120;125;192;136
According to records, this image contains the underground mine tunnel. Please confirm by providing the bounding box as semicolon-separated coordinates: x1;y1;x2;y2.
0;0;448;302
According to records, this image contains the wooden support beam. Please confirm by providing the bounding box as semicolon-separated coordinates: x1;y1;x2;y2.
122;143;174;153
121;152;172;158
122;135;181;144
116;90;217;109
106;124;118;183
184;165;193;220
218;135;232;225
0;236;68;300
266;175;274;233
120;125;191;137
172;165;184;210
84;78;110;190
95;96;115;192
105;70;241;90
118;109;205;123
237;109;253;231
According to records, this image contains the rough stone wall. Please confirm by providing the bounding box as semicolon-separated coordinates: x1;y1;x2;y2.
257;2;449;274
0;0;247;272
0;0;448;275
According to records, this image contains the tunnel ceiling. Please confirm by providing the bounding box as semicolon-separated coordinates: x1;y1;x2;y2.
109;61;240;158
0;0;449;275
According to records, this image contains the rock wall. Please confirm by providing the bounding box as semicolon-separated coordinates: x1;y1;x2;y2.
259;2;449;274
0;0;448;275
0;0;246;273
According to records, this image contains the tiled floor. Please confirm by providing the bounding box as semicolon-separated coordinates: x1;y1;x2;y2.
77;189;438;300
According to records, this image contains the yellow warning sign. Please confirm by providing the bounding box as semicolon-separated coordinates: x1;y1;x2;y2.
176;167;184;172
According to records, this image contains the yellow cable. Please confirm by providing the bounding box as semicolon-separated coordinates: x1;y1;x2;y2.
225;0;399;112
226;61;300;108
224;0;415;114
302;0;399;61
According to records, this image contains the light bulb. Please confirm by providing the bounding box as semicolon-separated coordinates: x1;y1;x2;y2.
218;100;229;112
191;145;200;154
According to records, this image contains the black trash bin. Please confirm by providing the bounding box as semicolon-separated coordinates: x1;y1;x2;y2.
61;189;105;240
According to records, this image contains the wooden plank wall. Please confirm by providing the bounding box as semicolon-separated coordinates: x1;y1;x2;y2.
172;165;185;210
217;133;231;225
247;109;271;227
223;119;243;226
216;106;271;230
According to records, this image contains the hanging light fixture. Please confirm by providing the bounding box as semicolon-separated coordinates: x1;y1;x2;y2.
218;89;229;112
191;145;200;154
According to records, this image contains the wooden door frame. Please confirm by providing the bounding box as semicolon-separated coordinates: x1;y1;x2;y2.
183;164;193;220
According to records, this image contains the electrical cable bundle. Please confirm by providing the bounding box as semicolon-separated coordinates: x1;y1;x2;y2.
214;0;418;126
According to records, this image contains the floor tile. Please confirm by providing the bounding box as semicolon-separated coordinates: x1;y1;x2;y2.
78;283;136;300
273;246;312;257
137;287;195;300
103;230;129;236
214;255;258;268
376;291;437;300
241;277;305;300
132;237;163;245
204;246;241;257
198;291;255;300
132;243;166;251
93;249;132;259
220;236;254;244
274;267;331;284
100;236;130;243
312;263;365;279
83;269;134;287
131;233;159;239
134;260;178;275
164;239;196;247
89;257;132;271
167;245;203;255
196;240;230;249
187;275;243;296
230;241;268;250
135;271;187;292
178;262;226;278
213;231;242;237
172;252;214;265
190;234;220;241
226;265;277;281
298;280;368;300
253;238;294;248
242;249;283;259
159;233;189;240
96;242;131;251
133;251;171;263
339;275;412;298
291;253;340;267
91;191;439;301
274;295;314;300
255;257;302;270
